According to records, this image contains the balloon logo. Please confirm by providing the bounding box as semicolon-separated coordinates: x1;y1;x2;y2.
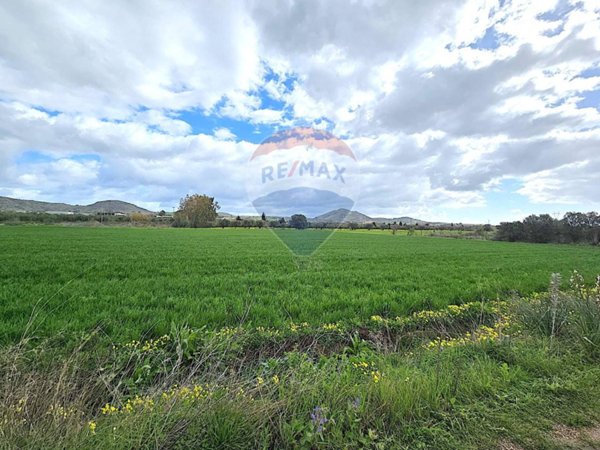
246;127;360;255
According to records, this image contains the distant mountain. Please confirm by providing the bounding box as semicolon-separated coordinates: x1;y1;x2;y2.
218;208;445;225
370;215;437;226
311;208;447;225
0;196;154;214
312;208;373;224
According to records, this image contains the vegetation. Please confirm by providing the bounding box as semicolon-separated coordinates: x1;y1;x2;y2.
289;214;308;230
1;226;600;448
1;227;600;344
497;212;600;245
1;271;599;448
0;211;162;226
173;194;220;228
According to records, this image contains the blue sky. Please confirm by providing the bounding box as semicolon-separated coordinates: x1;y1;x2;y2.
1;0;599;223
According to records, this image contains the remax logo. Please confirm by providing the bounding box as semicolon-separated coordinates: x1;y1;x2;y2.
261;160;347;184
245;127;360;255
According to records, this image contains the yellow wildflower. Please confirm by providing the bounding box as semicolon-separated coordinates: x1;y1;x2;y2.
101;404;118;415
371;370;382;383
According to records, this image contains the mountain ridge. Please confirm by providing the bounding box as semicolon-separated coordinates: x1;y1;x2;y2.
0;196;154;214
311;208;445;225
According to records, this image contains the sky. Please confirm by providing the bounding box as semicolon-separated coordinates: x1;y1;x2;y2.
0;0;599;224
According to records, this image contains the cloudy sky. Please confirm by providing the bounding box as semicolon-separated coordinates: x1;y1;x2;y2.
1;0;599;223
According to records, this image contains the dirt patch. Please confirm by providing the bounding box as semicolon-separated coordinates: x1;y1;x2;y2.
552;423;600;449
498;438;525;450
585;425;600;442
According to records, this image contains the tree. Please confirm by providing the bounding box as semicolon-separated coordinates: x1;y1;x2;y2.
261;212;266;221
563;212;600;244
496;211;599;245
289;214;308;230
588;212;600;245
523;214;556;243
158;210;166;217
176;194;220;228
496;221;525;242
130;212;151;224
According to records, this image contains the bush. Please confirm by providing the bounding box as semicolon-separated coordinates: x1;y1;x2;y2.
516;271;600;359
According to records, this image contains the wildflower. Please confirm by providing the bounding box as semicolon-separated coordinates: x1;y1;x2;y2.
257;376;264;386
310;406;329;433
352;361;369;369
88;421;97;434
101;404;118;415
193;385;204;399
371;370;382;383
322;323;339;331
123;401;133;413
447;304;462;314
370;315;384;323
271;375;280;385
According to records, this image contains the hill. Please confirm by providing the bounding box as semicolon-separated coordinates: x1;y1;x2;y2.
217;208;448;226
312;208;441;225
0;196;154;215
312;208;373;223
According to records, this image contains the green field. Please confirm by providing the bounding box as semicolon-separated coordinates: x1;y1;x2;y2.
1;226;599;343
2;226;600;449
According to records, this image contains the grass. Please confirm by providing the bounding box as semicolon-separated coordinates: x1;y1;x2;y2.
1;226;600;449
0;226;599;344
1;288;600;449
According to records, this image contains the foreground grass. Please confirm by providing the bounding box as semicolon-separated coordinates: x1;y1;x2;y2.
1;226;599;344
1;274;599;449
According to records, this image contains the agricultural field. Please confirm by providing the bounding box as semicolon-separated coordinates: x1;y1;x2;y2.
1;226;600;449
0;226;599;343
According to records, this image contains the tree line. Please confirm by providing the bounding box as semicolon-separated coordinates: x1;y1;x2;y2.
5;193;596;246
496;212;600;244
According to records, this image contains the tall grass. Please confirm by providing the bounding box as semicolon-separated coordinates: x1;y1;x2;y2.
515;270;600;359
1;280;600;449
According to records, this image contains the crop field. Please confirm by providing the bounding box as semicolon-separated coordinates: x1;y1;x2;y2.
1;226;599;343
2;226;600;449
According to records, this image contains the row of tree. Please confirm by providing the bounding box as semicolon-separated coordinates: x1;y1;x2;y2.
172;194;493;230
171;195;486;231
0;211;131;224
496;212;600;244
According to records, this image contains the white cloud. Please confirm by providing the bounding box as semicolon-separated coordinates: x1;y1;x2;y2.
0;1;262;117
213;128;236;141
0;0;599;219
